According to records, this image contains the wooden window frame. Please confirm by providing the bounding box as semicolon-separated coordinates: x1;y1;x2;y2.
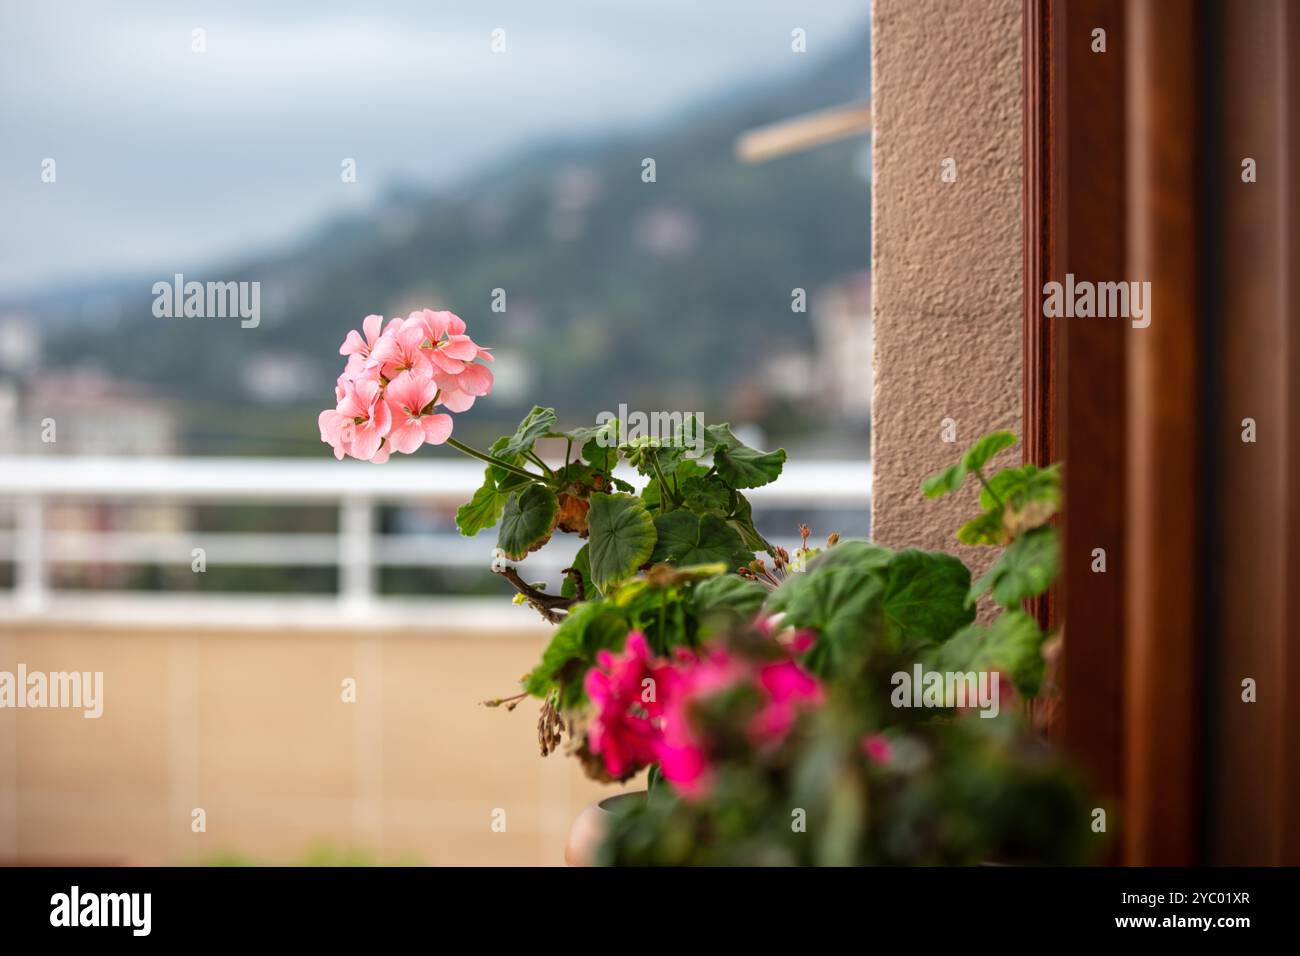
1025;0;1300;865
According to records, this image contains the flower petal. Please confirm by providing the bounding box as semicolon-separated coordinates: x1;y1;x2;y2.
421;413;454;445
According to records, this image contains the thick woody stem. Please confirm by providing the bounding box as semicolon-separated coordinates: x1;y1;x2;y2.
494;566;576;623
561;565;586;602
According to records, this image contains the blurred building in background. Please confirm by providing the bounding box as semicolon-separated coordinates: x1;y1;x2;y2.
812;270;873;423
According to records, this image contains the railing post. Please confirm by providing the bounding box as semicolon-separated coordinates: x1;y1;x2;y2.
339;495;375;617
15;495;46;615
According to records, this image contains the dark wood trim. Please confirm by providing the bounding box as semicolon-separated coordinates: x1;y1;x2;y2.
1123;0;1202;866
1024;0;1129;825
1025;0;1300;867
1022;0;1057;638
1285;0;1300;867
1022;0;1055;474
1213;0;1300;866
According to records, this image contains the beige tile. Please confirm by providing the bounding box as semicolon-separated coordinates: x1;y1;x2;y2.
196;630;354;801
6;630;170;797
1;624;636;866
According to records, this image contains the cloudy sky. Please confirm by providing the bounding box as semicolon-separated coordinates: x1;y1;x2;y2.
0;1;868;296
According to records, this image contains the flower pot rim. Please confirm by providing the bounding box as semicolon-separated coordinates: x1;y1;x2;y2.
596;790;647;815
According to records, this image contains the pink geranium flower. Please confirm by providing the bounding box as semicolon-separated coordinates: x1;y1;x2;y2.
413;308;465;340
320;307;494;460
339;314;389;378
410;309;495;411
384;371;453;454
318;377;391;462
369;322;433;380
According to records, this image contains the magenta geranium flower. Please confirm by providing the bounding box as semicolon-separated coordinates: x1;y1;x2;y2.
584;632;678;780
861;733;893;766
581;632;823;798
750;658;824;747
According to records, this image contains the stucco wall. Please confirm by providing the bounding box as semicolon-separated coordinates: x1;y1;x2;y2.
870;0;1023;565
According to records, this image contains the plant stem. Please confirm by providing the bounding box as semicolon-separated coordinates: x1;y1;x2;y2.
526;450;553;478
446;437;542;481
974;468;1004;509
650;455;680;508
494;566;576;624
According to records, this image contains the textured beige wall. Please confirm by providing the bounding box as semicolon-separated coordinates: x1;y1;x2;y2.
870;0;1023;564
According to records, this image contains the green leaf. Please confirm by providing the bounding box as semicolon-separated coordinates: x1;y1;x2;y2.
922;431;1019;499
575;420;621;472
803;538;894;573
956;509;1005;546
926;609;1047;696
968;526;1059;608
561;544;593;600
542;420;619;471
980;463;1061;512
549;422;606;444
587;493;657;593
650;511;753;568
641;460;718;514
766;564;886;677
487;435;531;491
697;423;786;489
765;541;973;677
496;485;559;560
982;463;1062;538
713;443;787;489
725;493;774;555
692;574;768;637
456;468;507;537
702;422;743;451
692;574;768;619
524;601;632;707
922;462;967;499
499;406;557;459
961;431;1017;473
679;474;732;515
554;461;598;489
583;439;618;472
879;550;977;652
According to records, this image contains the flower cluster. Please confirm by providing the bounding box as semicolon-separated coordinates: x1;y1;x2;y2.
583;632;824;798
318;310;493;462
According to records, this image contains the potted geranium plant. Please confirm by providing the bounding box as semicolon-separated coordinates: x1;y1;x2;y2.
319;309;1089;865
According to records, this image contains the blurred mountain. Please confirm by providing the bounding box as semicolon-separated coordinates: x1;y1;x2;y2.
31;27;870;454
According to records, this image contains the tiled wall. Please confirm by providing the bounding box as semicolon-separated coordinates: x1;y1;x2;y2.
0;624;623;866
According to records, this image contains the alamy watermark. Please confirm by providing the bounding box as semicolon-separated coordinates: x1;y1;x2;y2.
152;273;260;328
1042;273;1151;328
595;404;705;458
50;886;150;936
891;664;1000;719
0;665;103;718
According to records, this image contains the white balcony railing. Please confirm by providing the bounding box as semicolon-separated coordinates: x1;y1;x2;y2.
0;456;871;631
